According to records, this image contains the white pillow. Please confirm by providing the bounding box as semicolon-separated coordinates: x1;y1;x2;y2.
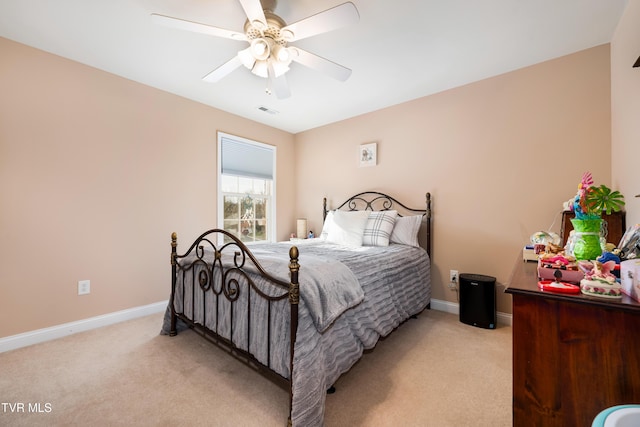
363;210;398;246
327;210;370;247
390;215;423;247
320;211;334;239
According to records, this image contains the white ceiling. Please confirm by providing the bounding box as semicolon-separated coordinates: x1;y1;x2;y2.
0;0;628;134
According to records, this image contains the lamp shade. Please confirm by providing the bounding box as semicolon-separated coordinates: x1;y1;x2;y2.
269;59;290;78
296;219;307;239
238;47;256;69
252;59;269;78
272;44;290;63
251;38;271;61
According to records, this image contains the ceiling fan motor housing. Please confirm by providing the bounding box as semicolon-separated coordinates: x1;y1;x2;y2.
244;12;290;45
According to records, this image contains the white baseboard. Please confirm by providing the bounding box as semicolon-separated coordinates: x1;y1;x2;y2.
0;300;168;353
430;298;460;315
0;298;510;353
430;298;512;326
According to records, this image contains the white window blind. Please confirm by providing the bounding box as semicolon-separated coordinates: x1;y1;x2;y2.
221;136;274;180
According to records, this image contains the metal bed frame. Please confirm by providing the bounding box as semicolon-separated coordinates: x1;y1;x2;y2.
168;191;432;426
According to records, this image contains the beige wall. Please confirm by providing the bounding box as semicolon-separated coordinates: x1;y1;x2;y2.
611;1;640;226
0;37;295;337
294;45;612;314
0;35;616;338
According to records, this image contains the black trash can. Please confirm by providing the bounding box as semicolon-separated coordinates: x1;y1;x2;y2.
459;273;496;329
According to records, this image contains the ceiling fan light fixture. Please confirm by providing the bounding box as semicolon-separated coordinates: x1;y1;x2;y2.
272;44;290;63
252;59;269;78
250;38;271;60
270;59;290;77
280;29;294;41
238;47;256;69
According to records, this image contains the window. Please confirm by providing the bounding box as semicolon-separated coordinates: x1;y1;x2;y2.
218;132;275;244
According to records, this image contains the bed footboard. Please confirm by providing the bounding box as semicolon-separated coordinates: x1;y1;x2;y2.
169;230;299;426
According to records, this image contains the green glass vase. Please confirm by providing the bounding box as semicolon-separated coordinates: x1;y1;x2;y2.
570;218;603;260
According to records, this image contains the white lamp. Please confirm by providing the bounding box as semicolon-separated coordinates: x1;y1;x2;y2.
296;219;308;239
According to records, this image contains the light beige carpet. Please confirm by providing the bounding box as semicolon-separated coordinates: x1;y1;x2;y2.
0;309;511;426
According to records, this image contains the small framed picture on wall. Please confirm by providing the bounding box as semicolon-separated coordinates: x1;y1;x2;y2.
359;142;377;167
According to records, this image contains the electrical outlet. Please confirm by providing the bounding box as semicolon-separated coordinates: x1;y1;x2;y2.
449;270;459;288
449;270;458;283
78;280;90;295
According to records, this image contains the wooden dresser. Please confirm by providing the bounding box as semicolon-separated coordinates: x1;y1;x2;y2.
506;259;640;426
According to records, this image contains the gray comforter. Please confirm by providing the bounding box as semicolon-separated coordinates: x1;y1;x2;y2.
162;239;431;426
247;244;363;332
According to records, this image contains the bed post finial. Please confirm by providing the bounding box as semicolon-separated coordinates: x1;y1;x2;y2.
288;246;300;305
425;193;431;218
323;197;328;221
171;232;177;265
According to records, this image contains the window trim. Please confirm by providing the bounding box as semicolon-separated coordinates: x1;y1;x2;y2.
217;132;276;243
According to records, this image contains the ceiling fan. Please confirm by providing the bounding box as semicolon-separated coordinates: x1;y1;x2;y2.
151;0;359;99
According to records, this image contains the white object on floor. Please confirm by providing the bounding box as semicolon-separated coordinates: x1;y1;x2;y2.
592;405;640;427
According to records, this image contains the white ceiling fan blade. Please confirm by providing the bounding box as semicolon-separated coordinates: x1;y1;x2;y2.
151;13;247;41
280;2;359;42
267;62;291;99
289;47;352;82
238;0;267;30
202;56;243;83
271;74;291;100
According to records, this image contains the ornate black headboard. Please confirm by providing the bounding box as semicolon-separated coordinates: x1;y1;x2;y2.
323;191;432;256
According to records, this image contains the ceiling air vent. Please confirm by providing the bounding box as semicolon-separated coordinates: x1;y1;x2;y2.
257;106;279;115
